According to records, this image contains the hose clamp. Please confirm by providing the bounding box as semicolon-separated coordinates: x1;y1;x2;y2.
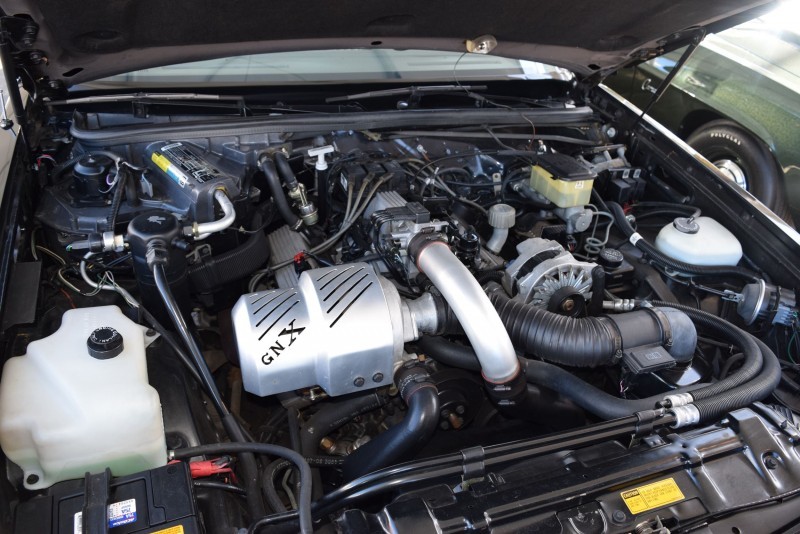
407;231;447;265
461;446;486;481
646;306;673;348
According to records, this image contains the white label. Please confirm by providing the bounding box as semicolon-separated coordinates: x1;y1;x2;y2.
74;498;137;533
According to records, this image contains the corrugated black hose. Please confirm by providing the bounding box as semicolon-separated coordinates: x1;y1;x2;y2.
485;282;696;366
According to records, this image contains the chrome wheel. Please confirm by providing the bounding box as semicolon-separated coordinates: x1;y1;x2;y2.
713;158;748;190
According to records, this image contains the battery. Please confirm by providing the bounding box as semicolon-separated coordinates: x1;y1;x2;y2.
14;463;200;534
145;141;241;223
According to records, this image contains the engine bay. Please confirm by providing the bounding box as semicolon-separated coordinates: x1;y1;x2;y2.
2;88;800;533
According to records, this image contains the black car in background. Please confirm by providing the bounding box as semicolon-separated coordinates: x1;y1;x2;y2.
608;4;800;222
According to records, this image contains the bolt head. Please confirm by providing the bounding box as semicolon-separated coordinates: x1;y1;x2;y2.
353;377;365;387
372;373;384;383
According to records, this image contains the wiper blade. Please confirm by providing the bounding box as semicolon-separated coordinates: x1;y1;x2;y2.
46;92;245;106
325;85;487;103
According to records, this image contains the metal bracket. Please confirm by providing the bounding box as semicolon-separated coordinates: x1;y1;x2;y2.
0;16;38;49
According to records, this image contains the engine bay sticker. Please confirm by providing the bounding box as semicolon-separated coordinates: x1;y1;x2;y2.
151;526;185;534
73;498;137;532
151;151;190;188
620;478;685;514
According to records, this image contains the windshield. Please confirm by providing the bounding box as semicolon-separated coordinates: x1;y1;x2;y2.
85;49;574;87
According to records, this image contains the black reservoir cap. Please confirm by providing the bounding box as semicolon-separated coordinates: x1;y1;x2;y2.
87;327;124;360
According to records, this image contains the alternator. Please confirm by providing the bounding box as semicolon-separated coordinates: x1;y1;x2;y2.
505;238;597;312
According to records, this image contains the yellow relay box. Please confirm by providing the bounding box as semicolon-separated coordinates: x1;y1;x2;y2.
529;152;596;208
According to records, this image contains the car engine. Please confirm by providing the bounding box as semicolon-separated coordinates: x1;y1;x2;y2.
2;92;800;533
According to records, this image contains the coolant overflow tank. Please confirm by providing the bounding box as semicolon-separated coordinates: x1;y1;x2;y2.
654;216;742;266
0;306;167;490
232;263;408;397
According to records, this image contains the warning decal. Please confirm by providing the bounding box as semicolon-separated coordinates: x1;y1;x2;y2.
620;477;685;514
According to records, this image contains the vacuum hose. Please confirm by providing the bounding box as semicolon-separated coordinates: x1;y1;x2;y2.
261;156;301;229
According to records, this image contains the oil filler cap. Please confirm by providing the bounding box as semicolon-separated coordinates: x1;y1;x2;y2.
87;327;124;360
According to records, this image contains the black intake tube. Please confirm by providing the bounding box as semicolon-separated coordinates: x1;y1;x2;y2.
486;283;696;366
607;201;759;282
342;365;439;481
261;157;300;229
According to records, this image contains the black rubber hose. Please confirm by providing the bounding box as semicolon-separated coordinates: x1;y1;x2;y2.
247;511;299;534
522;359;683;419
107;166;127;232
274;152;300;190
607;201;759;282
693;338;781;422
486;283;696;366
299;392;389;456
260;157;300;229
172;443;313;534
188;214;270;292
342;366;440;481
138;306;204;387
648;300;763;399
263;456;344;513
418;336;481;371
720;353;745;379
631;201;701;218
194;480;247;496
420;335;697;419
153;265;265;519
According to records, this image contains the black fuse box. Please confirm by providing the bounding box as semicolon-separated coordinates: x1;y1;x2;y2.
14;463;200;534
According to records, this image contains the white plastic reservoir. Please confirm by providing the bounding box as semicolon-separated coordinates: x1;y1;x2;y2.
654;216;743;266
0;306;166;489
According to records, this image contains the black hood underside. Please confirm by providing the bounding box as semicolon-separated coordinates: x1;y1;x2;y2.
0;0;777;86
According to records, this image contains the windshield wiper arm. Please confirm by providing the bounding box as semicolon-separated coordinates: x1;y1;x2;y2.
325;84;488;104
46;92;246;106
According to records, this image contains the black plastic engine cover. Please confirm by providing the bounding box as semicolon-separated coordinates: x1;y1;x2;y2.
336;408;800;533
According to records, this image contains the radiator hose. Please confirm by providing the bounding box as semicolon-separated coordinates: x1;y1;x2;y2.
342;363;439;481
484;282;696;365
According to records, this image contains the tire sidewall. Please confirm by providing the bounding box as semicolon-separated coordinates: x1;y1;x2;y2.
686;120;782;212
